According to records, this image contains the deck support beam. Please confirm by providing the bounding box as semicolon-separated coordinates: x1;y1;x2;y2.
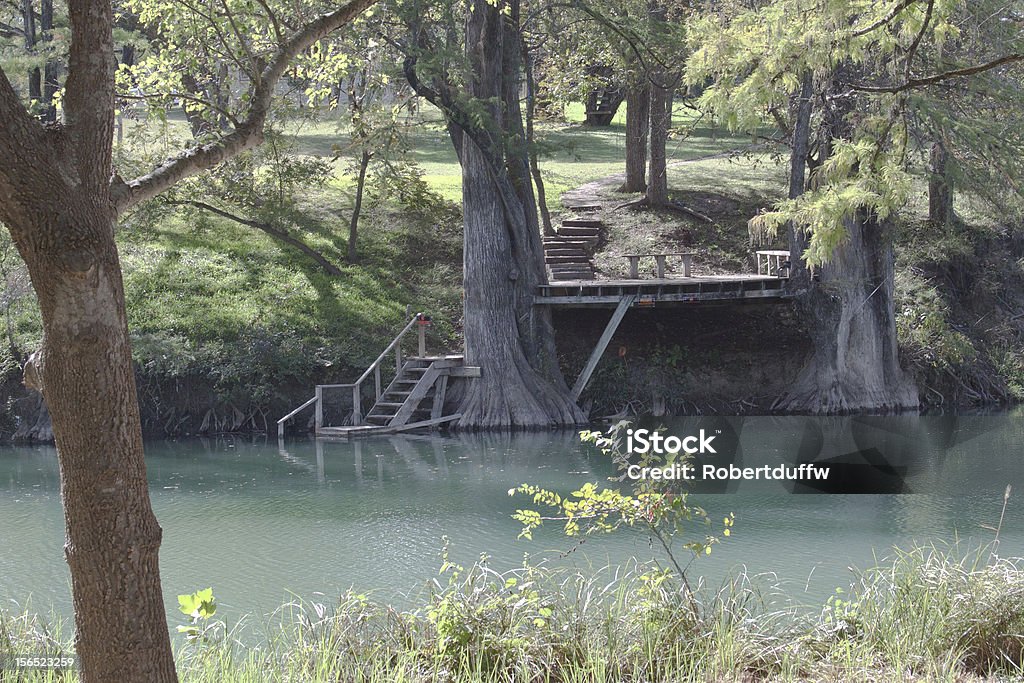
571;294;635;401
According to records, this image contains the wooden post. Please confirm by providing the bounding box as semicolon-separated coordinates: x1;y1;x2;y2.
352;385;362;425
395;345;402;375
374;364;381;402
314;385;323;433
418;322;426;357
571;295;635;400
655;255;667;279
431;375;449;424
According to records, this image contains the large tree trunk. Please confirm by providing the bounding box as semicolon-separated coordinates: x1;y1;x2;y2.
455;0;584;428
13;209;178;681
776;214;918;413
647;74;671;206
619;81;649;193
776;74;917;414
928;140;954;227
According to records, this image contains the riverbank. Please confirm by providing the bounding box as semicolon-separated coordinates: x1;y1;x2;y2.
1;107;1022;441
2;545;1021;682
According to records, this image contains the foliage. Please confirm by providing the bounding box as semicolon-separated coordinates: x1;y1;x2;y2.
688;0;1024;266
511;422;729;602
176;588;222;643
6;543;1024;681
895;268;977;371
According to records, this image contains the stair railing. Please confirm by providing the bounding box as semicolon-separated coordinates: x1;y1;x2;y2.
276;312;430;436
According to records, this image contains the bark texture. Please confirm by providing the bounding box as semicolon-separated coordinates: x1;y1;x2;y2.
646;75;671;206
775;214;918;413
620;82;649;193
448;0;584;428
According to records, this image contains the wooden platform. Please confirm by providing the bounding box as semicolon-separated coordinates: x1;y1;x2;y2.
536;275;796;307
315;413;463;439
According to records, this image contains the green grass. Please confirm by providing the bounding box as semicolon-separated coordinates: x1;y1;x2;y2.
3;545;1022;682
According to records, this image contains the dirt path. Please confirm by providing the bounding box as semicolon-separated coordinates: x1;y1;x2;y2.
558;150;751;211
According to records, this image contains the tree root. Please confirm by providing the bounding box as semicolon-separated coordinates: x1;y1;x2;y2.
612;196;715;223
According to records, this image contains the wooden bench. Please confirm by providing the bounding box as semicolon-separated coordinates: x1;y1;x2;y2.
756;250;790;277
622;252;694;279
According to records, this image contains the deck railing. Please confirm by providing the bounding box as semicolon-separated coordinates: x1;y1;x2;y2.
277;312;431;437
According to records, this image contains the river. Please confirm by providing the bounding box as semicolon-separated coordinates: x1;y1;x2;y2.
1;414;1021;628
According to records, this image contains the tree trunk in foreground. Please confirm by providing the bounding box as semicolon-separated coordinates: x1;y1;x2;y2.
620;82;649;193
456;0;584;428
15;211;178;681
775;213;918;413
0;0;376;677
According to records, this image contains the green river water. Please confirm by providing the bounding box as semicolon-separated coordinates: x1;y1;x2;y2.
1;415;1022;626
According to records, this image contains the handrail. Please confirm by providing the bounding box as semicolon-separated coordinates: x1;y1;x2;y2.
277;313;430;435
277;395;318;425
277;394;318;437
355;314;420;386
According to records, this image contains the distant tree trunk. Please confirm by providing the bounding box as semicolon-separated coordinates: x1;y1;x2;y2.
23;0;41;102
348;149;370;262
619;81;649;193
39;0;56;122
522;42;553;235
928;140;954;227
647;74;671;206
775;76;917;413
420;0;583;427
786;71;814;285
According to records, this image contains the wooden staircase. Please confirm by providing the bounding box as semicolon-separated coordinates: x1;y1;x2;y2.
277;315;480;439
544;218;603;281
363;356;461;428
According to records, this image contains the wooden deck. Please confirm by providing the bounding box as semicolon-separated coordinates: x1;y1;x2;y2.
536;275;795;307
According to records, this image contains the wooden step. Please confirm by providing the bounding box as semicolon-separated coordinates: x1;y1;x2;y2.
561;218;604;228
543;239;592;249
558;226;600;238
373;402;404;408
544;247;588;256
549;272;595;281
365;416;392;424
546;255;593;264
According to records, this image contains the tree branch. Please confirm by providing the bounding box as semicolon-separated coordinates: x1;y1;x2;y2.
845;54;1024;93
174;200;343;276
112;0;378;213
0;65;47;224
851;0;920;37
64;0;118;192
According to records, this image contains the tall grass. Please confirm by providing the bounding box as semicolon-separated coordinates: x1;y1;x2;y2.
3;545;1023;682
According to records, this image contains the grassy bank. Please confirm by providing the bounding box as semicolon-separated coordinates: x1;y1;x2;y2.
3;545;1022;682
